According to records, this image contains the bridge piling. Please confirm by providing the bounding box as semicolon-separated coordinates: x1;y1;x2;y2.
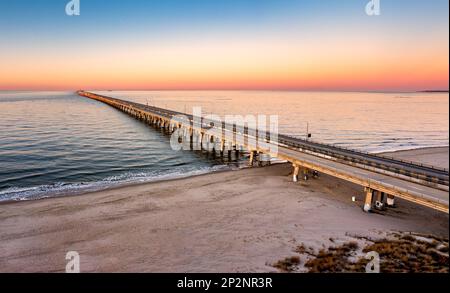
220;140;225;157
364;187;374;212
249;151;256;167
302;167;309;181
375;191;385;210
293;164;300;182
387;194;396;207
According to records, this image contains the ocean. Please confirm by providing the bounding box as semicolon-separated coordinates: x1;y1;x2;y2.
0;90;448;202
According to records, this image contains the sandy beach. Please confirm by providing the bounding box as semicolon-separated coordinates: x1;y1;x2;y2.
381;147;449;169
0;147;448;273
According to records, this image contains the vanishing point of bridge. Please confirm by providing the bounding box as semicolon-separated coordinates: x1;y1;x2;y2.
78;91;449;214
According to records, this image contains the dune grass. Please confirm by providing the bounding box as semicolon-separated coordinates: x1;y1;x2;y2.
273;233;449;273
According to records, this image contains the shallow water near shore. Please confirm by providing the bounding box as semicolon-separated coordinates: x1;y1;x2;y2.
0;90;448;202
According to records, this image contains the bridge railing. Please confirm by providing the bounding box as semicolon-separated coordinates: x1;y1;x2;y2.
278;133;449;173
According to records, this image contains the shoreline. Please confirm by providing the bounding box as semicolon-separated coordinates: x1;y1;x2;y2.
0;146;448;206
0;164;238;206
374;145;449;157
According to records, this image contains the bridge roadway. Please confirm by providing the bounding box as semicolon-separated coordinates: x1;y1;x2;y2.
78;91;449;213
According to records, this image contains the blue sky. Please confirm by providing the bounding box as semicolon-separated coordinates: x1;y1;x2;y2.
1;0;447;39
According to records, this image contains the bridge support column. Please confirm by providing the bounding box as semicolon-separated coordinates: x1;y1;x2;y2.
249;151;256;166
220;140;225;157
302;167;309;181
256;152;261;167
375;191;385;210
205;135;211;151
204;134;209;151
364;187;374;213
189;129;194;149
204;135;209;151
191;131;198;150
183;128;191;150
386;194;395;207
227;142;233;159
293;164;300;182
211;136;216;152
200;133;205;150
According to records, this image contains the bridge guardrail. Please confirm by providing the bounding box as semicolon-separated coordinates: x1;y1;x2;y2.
281;134;448;173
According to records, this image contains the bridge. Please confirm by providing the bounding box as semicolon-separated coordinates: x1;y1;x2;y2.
78;91;449;214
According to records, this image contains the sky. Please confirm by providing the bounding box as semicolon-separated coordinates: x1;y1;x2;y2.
0;0;448;91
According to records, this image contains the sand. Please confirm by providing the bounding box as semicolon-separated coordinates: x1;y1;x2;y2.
0;147;448;273
381;147;449;169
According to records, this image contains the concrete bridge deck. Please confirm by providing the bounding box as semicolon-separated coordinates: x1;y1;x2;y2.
78;91;449;213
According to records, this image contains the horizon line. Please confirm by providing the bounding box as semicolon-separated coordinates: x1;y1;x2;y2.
1;88;449;94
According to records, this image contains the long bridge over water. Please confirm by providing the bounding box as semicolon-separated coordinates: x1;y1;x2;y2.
78;91;449;214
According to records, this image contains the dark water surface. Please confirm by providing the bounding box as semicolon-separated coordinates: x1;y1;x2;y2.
0;92;235;202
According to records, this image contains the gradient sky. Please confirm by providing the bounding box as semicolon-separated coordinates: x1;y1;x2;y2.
0;0;448;91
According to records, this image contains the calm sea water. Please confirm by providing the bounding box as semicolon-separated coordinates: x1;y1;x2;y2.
0;91;448;202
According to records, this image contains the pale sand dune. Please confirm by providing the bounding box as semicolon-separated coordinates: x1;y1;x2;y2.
0;147;448;272
381;147;449;169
